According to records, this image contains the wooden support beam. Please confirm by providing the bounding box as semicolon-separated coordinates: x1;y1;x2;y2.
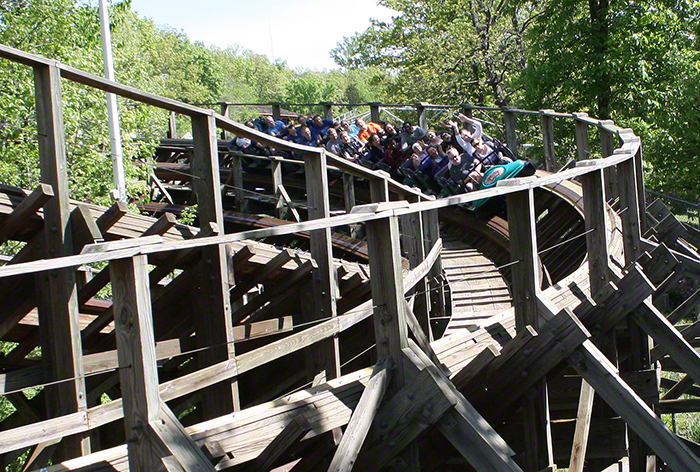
600;120;619;200
568;339;700;472
506;187;553;471
400;201;430;338
661;374;694;400
618;157;642;265
634;300;700;387
110;255;164;470
148;222;219;285
364;214;417;469
148;400;214;472
303;148;340;383
34;62;89;459
568;380;595;472
250;415;311;472
70;204;104;253
404;340;522;472
229;248;294;301
0;183;53;243
327;358;391;472
191;112;239;415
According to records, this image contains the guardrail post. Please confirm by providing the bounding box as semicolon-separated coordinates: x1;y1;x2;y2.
303;149;340;382
416;102;428;130
502;107;519;156
600;120;619;202
321;101;333;121
369;102;381;123
573;112;590;161
34;63;90;459
168;111;178;139
229;153;246;213
506;188;555;471
271;102;281;121
220;102;230;140
191;113;240;415
540;109;557;171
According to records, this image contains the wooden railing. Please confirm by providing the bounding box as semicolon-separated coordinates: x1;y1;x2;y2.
5;42;695;472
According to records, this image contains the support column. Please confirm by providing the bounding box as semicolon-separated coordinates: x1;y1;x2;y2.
219;103;229;140
191;113;239;416
618;154;655;471
110;255;163;471
506;188;554;471
34;63;90;460
365;214;418;470
303;149;340;382
271;102;281;121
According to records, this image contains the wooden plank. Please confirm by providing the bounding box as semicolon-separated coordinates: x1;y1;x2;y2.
582;169;610;295
327;358;391;472
110;254;164;470
502;109;518;155
70;204;104;253
0;183;53;243
661;374;694;401
568;340;700;471
0;411;89;455
617;156;642;264
34;62;89;458
365;216;410;395
668;287;700;324
400;199;430;338
342;172;356;213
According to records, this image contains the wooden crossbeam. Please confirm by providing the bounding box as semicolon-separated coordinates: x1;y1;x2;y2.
327;358;391;472
249;415;311;472
0;183;53;243
148;222;219;285
231;259;316;324
404;340;521;472
568;339;700;471
148;400;214;472
633;299;700;386
70;204;104;253
229;248;294;302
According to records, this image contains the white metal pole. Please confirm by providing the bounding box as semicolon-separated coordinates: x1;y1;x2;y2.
99;0;126;202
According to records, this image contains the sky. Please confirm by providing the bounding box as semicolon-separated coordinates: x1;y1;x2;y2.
128;0;397;71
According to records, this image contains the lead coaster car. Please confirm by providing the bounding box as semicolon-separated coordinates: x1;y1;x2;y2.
471;159;537;219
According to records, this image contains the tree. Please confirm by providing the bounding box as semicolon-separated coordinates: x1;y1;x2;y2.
521;0;700;200
332;0;540;106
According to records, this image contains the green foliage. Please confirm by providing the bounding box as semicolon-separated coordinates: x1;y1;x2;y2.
332;0;540;106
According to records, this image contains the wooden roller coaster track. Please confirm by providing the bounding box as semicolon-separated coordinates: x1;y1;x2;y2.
2;43;700;472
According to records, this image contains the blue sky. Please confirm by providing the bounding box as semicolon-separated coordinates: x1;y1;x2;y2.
128;0;396;71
